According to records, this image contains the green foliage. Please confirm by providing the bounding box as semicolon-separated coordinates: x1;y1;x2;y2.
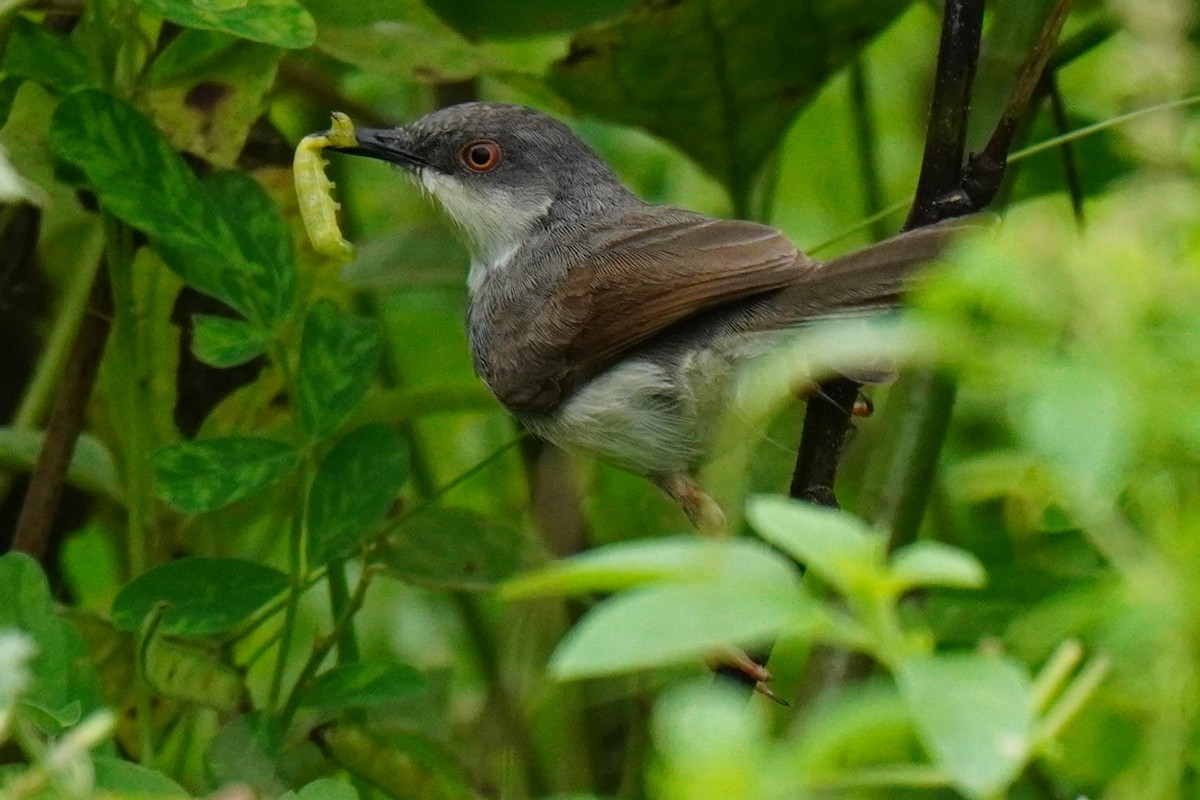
549;0;911;209
112;557;289;636
0;0;1197;798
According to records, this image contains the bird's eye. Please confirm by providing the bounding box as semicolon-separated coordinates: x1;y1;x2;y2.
459;139;502;172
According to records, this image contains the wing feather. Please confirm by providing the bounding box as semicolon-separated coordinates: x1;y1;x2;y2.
484;210;815;413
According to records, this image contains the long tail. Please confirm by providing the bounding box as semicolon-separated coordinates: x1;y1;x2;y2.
747;216;983;330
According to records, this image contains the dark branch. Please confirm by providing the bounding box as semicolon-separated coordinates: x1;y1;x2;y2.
12;261;112;561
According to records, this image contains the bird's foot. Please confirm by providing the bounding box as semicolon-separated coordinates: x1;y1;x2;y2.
654;473;726;533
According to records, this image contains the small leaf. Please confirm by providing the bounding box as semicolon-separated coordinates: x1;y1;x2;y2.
296;300;380;439
745;495;885;593
92;756;189;796
283;777;361;800
154;436;296;513
889;542;986;590
4;17;91;94
205;711;285;794
135;0;316;49
308;425;408;562
192;314;269;367
112;557;288;637
300;662;429;712
550;577;812;680
897;652;1034;798
378;507;525;591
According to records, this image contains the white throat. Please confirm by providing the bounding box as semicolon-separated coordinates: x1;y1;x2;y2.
417;170;551;293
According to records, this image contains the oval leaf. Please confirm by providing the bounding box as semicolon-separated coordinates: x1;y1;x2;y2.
308;424;408;562
550;578;811;680
92;756;189;797
192;314;269;368
300;662;429;712
897;652;1034;799
501;536;796;600
297;301;380;439
889;541;986;590
745;495;885;593
154;436;296;513
112;557;288;637
378;507;525;591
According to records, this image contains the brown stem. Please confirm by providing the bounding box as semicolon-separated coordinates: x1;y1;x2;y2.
11;261;112;561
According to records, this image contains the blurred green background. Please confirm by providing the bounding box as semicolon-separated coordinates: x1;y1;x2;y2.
1;0;1199;798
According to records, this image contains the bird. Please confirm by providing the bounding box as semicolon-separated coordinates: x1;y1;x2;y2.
329;102;968;529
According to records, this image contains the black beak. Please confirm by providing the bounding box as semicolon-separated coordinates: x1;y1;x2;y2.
330;127;429;170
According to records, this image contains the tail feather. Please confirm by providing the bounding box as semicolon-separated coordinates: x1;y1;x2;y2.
749;216;983;329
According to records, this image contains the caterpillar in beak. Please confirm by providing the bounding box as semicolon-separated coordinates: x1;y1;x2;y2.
294;111;357;261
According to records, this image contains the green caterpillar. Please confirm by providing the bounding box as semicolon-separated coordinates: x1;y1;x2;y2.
294;112;357;260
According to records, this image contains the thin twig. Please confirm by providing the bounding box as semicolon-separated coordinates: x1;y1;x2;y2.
12;261;112;561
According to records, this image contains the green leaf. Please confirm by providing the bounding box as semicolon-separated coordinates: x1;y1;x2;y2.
304;0;481;82
283;777;361;800
308;424;408;562
745;495;885;594
0;76;21;127
135;0;316;48
502;536;786;599
1018;361;1133;505
205;711;285;795
200;171;296;318
142;32;285;167
0;553;105;733
154;436;297;513
378;507;526;591
3;17;91;94
296;300;380;439
49;89;292;324
889;541;986;591
897;652;1034;798
192;314;269;367
550;577;811;680
0;428;123;503
92;756;189;796
300;662;429;712
112;557;288;637
548;0;910;205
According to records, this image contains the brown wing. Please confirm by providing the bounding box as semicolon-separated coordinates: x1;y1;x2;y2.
485;210;815;413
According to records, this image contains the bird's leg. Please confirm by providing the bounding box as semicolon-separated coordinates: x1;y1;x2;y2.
653;472;726;533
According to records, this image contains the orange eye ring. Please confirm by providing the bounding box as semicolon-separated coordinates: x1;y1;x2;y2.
460;139;502;172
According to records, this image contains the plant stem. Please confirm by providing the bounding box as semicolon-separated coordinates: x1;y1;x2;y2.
102;215;152;577
277;565;378;727
848;57;889;241
325;558;360;663
268;450;312;711
863;370;958;551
